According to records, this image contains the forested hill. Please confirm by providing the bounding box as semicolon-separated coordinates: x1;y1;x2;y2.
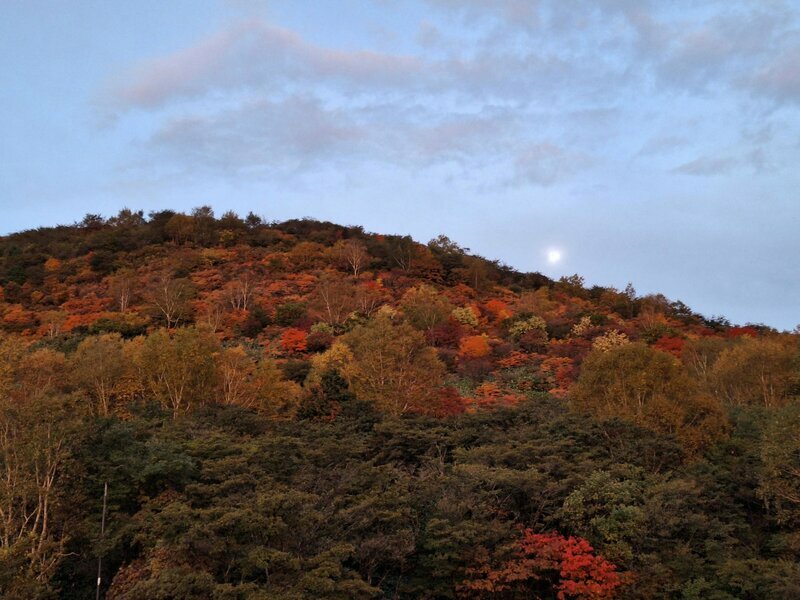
1;208;798;599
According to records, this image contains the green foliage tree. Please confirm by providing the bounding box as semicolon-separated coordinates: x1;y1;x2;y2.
560;469;646;565
759;404;800;527
0;386;81;597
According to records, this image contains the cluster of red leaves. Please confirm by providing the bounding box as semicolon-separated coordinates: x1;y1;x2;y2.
1;304;37;331
653;335;685;358
726;326;759;338
495;350;531;369
421;386;467;417
540;357;577;397
468;382;522;410
461;529;626;599
280;327;308;354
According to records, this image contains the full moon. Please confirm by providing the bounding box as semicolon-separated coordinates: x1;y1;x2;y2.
547;249;562;264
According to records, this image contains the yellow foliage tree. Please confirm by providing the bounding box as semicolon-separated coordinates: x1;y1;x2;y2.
0;341;80;588
572;343;727;454
339;313;445;416
251;359;301;419
591;330;630;353
305;341;355;389
401;284;453;334
70;333;128;416
135;327;220;417
215;346;300;417
709;337;798;408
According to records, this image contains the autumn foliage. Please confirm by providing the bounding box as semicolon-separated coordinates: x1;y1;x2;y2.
0;210;798;598
461;530;626;599
280;327;308;354
484;299;511;321
459;334;491;359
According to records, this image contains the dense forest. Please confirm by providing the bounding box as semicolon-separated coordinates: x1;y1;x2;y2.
0;207;798;599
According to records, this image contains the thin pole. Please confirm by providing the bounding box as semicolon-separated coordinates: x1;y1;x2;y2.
96;482;108;600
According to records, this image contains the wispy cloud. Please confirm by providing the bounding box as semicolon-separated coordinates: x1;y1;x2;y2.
638;135;689;157
744;41;800;105
424;0;542;30
105;19;422;110
672;155;738;176
144;95;583;186
102;1;800;188
149;97;365;174
512;143;591;186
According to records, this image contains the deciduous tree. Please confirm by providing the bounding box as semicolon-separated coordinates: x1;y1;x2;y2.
759;404;800;525
340;313;445;415
459;335;491;359
70;333;128;416
710;337;798;407
572;343;727;453
136;327;220;417
146;275;196;328
281;328;308;354
335;239;369;277
461;529;626;599
401;285;453;338
0;383;79;593
311;276;356;327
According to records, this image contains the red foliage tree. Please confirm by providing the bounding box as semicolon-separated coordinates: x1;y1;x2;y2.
428;319;464;348
726;326;759;338
540;356;577;397
1;304;38;332
280;327;308;354
496;350;531;369
432;386;467;417
653;335;685;358
461;529;626;599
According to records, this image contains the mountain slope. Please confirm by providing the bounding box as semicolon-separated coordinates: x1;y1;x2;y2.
0;208;798;599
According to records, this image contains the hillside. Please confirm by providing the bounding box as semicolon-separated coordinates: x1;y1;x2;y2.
1;207;798;599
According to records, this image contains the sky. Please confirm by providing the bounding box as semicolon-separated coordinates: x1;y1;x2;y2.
1;1;799;329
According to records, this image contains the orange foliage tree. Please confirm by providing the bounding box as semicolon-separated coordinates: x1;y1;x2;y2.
459;335;491;359
541;356;577;397
484;299;511;321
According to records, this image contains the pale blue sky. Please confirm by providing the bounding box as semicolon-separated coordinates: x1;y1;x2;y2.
1;1;799;328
